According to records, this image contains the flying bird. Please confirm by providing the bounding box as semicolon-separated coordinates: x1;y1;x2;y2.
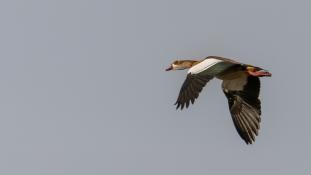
166;56;271;144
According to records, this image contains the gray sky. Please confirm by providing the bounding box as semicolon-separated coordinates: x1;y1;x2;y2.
0;0;310;174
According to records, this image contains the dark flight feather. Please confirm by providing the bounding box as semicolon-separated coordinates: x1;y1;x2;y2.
175;74;213;110
223;76;261;144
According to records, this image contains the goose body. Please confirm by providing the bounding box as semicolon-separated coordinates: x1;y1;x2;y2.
166;56;271;144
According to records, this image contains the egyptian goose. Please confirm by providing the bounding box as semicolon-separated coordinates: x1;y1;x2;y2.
166;56;271;144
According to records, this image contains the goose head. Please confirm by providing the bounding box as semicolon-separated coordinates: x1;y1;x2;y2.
166;60;199;71
246;66;272;77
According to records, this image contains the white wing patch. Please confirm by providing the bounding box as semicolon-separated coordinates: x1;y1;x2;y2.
188;58;223;74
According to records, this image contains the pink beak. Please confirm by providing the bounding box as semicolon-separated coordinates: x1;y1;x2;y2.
248;69;272;77
257;69;272;77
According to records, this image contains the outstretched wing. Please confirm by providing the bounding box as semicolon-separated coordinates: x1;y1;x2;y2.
175;58;238;110
175;74;213;110
222;76;261;144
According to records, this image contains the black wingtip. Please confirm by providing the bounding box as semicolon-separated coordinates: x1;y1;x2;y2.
175;101;187;110
181;103;185;110
243;137;255;145
175;102;181;110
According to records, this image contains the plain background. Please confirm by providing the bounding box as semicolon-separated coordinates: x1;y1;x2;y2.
0;0;310;174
